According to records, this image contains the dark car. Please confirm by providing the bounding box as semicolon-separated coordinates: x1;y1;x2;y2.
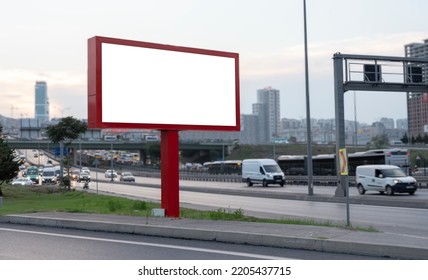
120;172;135;182
77;171;91;182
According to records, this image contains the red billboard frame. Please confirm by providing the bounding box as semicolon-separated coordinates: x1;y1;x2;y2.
87;36;240;131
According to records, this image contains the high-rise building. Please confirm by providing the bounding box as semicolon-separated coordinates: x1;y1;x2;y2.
380;117;394;129
256;87;281;142
35;81;49;122
181;87;282;145
405;39;428;138
396;118;408;130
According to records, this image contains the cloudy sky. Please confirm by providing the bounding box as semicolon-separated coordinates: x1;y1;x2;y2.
1;0;427;125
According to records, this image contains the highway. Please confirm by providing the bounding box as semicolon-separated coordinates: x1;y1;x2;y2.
20;150;428;239
75;174;428;240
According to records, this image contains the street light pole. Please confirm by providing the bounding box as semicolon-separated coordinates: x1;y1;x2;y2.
303;0;313;195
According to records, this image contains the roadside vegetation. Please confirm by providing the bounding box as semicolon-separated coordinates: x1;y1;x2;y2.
0;184;377;232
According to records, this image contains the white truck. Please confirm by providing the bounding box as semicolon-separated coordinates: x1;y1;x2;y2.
356;165;417;195
242;159;285;187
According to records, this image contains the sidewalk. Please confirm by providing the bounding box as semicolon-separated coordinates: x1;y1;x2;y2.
1;211;428;259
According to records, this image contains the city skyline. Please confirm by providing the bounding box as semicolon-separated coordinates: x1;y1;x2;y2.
1;0;428;124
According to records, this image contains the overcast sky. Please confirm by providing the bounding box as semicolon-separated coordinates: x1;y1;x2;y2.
1;0;427;125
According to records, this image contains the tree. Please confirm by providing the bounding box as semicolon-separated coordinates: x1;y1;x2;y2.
46;117;87;144
288;136;297;144
45;117;87;189
423;134;428;145
416;134;423;144
368;134;389;149
0;126;20;194
401;133;409;144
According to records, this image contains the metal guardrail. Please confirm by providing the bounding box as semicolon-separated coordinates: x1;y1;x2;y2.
285;175;428;189
179;173;242;183
73;155;428;187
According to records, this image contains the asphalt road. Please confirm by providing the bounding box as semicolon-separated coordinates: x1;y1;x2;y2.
21;152;428;239
77;176;428;238
0;223;383;260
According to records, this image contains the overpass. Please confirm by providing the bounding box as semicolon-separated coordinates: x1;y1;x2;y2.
5;139;232;153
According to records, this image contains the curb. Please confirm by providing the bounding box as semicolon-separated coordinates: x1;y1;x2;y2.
1;215;427;259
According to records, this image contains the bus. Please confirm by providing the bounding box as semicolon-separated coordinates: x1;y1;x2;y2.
277;149;410;176
204;160;242;175
104;135;118;141
145;135;160;142
26;166;40;184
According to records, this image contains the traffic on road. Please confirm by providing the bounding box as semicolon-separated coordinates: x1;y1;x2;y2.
11;148;428;237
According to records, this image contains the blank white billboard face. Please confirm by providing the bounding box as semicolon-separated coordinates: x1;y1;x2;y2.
88;37;240;131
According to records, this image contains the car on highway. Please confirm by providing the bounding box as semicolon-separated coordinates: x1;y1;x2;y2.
41;167;57;185
77;171;91;182
242;158;285;187
81;167;90;173
356;165;417;195
54;166;63;179
11;177;34;186
119;172;135;182
412;167;428;176
105;169;117;178
70;169;80;181
26;166;40;183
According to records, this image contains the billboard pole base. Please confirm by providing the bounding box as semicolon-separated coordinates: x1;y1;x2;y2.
160;130;180;217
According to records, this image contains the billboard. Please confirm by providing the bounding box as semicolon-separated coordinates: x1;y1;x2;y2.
88;36;240;131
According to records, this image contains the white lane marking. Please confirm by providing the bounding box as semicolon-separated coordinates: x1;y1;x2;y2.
383;231;428;240
0;227;293;260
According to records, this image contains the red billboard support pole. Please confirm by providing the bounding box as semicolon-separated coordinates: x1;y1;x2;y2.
160;130;180;217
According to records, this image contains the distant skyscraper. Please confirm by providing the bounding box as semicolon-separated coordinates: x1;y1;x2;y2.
256;87;281;142
396;118;408;130
380;117;394;129
405;39;428;138
35;81;49;122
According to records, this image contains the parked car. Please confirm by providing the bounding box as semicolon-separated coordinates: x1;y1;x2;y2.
77;171;91;182
105;169;117;178
11;177;34;186
120;172;135;182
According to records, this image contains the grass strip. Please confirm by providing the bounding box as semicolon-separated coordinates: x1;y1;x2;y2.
0;185;377;232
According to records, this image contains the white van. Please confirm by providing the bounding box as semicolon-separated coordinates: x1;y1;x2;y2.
356;165;417;195
242;159;285;187
41;167;57;185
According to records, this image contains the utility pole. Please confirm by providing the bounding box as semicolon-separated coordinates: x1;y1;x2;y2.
303;0;313;195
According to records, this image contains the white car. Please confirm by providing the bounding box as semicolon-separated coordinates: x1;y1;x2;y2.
81;167;90;173
11;177;34;186
120;172;135;182
356;165;417;195
105;169;117;178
